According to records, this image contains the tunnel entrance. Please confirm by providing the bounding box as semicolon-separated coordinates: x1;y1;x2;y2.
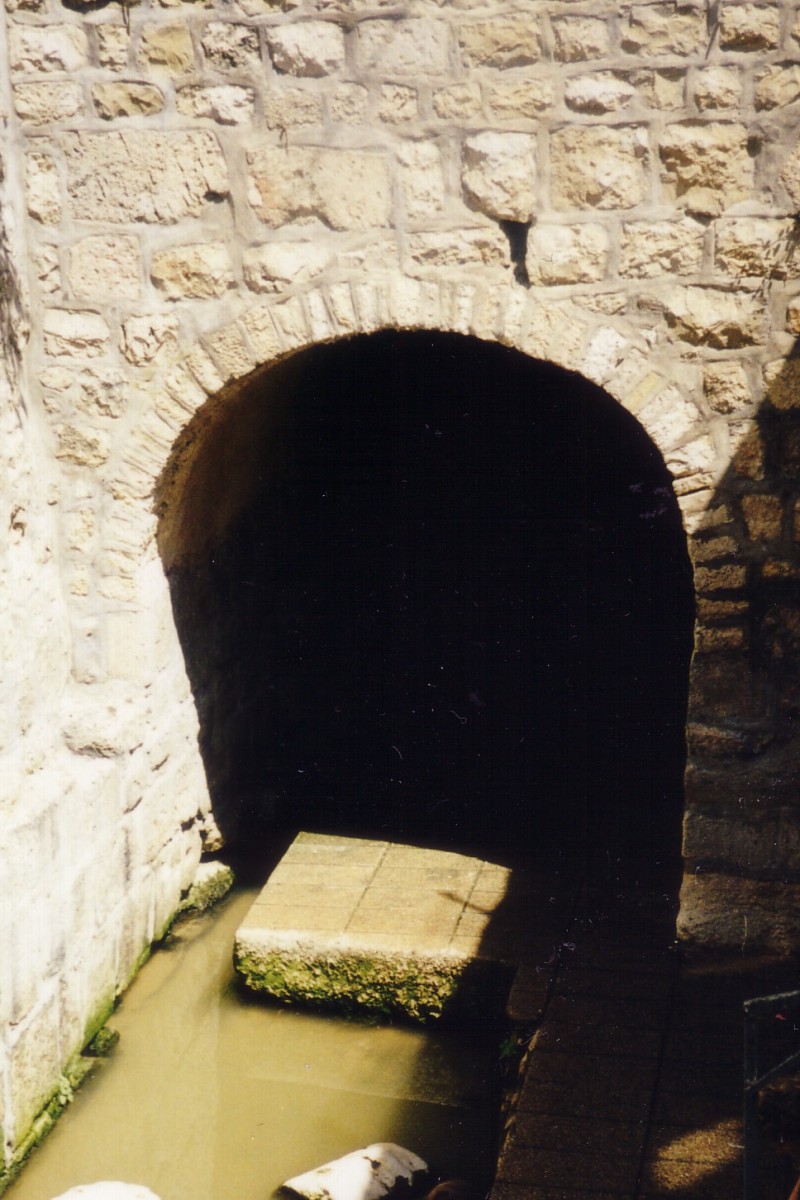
162;331;694;867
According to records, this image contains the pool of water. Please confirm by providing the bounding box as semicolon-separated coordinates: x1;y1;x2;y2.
8;888;501;1200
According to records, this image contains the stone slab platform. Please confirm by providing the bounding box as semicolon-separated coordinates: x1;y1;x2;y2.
233;832;532;1022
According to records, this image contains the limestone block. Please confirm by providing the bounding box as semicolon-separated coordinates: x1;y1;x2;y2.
550;125;648;210
730;420;764;479
55;424;110;466
121;313;180;364
666;433;717;485
407;227;508;269
764;358;800;409
487;77;555;118
201;22;260;70
620;4;706;56
639;387;702;448
397;141;445;221
665;286;762;347
719;3;780;50
620;218;704;276
630;67;686;108
176;861;235;915
92;82;164;119
704;361;752;413
137;24;194;75
68;235;141;300
694;66;741;110
718;217;798;279
282;1145;428;1200
457;17;542;67
152;242;235;299
13;81;83;124
265;87;323;128
6;992;63;1146
461;131;535;222
565;72;635;113
9;24;89;73
243;242;330;292
246;143;391;230
62;682;144;756
787;296;800;334
694;562;747;592
329;83;368;123
677;873;800;954
378;84;417;123
64;131;228;223
755;64;800;110
551;16;611;62
742;494;783;541
25;151;61;224
355;19;450;76
526;222;610;285
780;142;800;207
266;22;345;76
32;244;60;295
97;24;130;68
659;122;752;215
433;83;481;120
582;326;629;384
177;84;255;124
43;309;110;358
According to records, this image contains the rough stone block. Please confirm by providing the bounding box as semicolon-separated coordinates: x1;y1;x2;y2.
176;85;255;124
329;83;368;123
487;77;555;118
715;217;797;278
9;24;88;73
550;125;649;210
92;82;164;119
407;227;508;270
96;23;130;68
620;218;704;277
755;64;800;110
781;141;800;207
704;361;752;413
621;4;706;56
664;286;763;348
266;21;345;76
457;17;542;67
630;67;686;108
433;83;481;120
243;242;330;292
13;81;83;124
694;66;741;110
564;72;635;113
25;151;61;224
719;3;780;50
764;358;800;409
137;24;194;74
68;235;140;300
121;313;180;365
677;873;800;954
201;22;260;70
246;143;391;230
659;122;752;215
265;87;323;129
55;423;110;466
741;493;783;541
461;131;536;222
151;242;234;300
354;19;450;76
43;309;110;359
64;131;228;224
378;84;417;123
551;16;611;62
397;141;445;221
526;223;610;285
639;386;701;448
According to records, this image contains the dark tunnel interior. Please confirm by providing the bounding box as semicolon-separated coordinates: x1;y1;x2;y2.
164;331;695;867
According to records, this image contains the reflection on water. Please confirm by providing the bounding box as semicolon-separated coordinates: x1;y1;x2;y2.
9;889;500;1200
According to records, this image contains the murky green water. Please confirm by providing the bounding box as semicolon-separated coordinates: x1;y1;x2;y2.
9;888;500;1200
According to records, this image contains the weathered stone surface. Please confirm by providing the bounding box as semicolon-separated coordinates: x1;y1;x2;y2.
755;64;800;110
329;83;368;123
639;386;702;448
719;2;780;50
43;309;110;358
620;4;706;56
265;88;323;129
659;122;752;215
741;494;783;541
461;132;535;222
526;223;610;285
551;16;611;62
715;217;797;278
678;873;800;955
620;218;704;277
151;243;234;299
64;132;228;223
550;126;649;210
138;24;194;74
32;244;60;295
397;141;445;221
176;860;234;915
282;1145;428;1200
631;67;686;108
457;17;541;67
694;67;741;111
96;24;130;68
92;82;164;119
564;72;635;113
487;77;555;118
13;82;83;124
9;24;88;73
25;151;61;224
247;143;391;229
266;22;345;76
68;235;140;300
121;313;180;365
780;141;800;206
665;286;763;347
176;85;255;124
433;83;481;120
202;22;260;70
55;423;110;466
242;242;330;292
764;358;800;409
378;84;417;123
355;19;450;75
704;361;752;414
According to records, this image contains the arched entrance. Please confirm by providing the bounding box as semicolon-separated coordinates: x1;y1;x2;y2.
161;331;694;867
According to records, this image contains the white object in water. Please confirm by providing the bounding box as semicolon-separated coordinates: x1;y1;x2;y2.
51;1186;161;1200
280;1143;429;1200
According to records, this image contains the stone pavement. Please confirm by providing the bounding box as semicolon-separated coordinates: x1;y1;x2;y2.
235;833;800;1199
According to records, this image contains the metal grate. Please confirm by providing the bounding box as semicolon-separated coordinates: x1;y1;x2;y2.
744;988;800;1200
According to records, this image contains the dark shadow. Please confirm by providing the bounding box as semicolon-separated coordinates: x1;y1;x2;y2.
161;331;694;868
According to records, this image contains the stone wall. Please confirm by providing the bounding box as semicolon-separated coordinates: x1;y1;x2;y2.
4;0;800;1177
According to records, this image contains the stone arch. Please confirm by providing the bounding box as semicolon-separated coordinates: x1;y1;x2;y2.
105;276;701;865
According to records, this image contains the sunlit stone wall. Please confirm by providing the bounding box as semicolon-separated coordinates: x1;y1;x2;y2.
4;0;800;1179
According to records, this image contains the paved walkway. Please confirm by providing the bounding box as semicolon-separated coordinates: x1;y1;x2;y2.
235;833;799;1200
